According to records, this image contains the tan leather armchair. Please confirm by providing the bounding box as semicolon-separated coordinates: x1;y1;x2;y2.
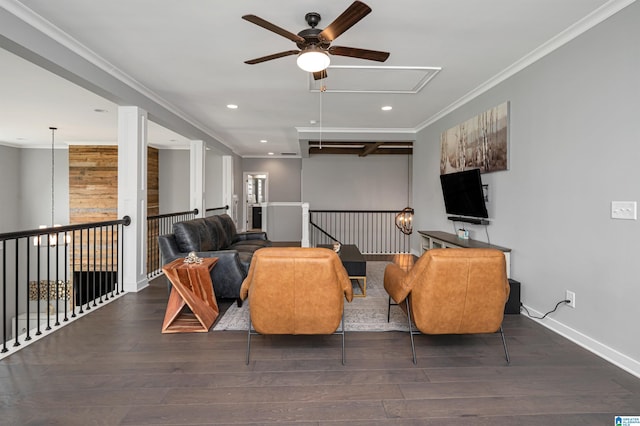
240;247;353;364
384;248;510;364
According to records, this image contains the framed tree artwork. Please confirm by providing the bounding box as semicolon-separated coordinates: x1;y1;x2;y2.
440;101;509;174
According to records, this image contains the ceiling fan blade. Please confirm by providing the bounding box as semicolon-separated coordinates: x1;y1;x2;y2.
318;1;371;42
242;14;305;43
245;50;300;65
328;46;390;62
313;70;328;80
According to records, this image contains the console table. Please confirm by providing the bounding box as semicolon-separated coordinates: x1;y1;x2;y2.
418;230;511;278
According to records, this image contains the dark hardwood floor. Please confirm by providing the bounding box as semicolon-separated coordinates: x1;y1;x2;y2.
1;272;639;425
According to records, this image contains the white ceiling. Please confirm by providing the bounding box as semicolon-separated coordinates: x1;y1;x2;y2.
0;0;628;156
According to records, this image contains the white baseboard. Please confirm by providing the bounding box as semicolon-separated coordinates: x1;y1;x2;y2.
521;304;640;379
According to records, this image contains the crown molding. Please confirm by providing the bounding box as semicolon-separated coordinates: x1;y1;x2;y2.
416;0;636;131
1;0;230;149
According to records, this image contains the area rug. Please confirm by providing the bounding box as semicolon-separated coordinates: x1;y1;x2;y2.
213;261;411;332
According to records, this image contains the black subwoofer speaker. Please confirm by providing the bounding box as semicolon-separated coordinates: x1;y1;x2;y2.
505;279;521;314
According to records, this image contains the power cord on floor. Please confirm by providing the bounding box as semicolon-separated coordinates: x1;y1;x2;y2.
520;299;570;320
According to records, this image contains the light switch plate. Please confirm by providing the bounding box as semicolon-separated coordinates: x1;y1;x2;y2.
611;201;637;220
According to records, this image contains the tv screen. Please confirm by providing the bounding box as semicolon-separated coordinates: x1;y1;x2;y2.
440;169;488;219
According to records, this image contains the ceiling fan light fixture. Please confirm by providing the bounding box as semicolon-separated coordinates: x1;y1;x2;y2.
297;47;330;73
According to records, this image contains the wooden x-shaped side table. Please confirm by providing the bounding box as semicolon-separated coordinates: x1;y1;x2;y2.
161;257;219;333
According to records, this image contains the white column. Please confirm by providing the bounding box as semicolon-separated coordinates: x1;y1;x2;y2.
190;140;206;218
261;202;268;233
301;202;310;247
117;106;148;292
222;155;234;220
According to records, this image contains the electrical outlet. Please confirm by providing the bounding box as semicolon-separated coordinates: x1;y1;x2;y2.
565;290;576;308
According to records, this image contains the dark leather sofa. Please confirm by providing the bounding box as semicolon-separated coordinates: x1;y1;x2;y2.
158;214;270;305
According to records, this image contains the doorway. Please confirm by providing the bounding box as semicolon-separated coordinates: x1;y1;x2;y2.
243;172;268;231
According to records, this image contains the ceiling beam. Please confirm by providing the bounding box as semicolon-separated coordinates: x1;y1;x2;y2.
359;142;383;157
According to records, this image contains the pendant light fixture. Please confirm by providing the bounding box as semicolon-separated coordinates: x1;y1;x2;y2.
395;154;414;235
34;126;65;246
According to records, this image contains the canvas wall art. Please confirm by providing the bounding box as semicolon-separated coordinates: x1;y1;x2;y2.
440;101;509;174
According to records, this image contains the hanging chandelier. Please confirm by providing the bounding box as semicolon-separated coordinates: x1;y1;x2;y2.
34;126;69;246
395;154;414;235
395;207;414;235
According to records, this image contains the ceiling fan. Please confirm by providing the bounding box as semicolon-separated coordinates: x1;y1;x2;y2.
242;1;390;80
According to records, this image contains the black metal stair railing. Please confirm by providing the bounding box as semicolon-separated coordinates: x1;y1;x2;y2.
309;209;411;254
0;216;131;354
204;205;229;217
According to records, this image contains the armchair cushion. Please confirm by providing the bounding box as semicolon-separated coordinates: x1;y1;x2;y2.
240;247;353;335
384;248;509;335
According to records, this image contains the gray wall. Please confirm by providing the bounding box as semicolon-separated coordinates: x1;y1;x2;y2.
18;148;69;230
0;146;69;338
205;149;223;210
242;158;302;202
158;149;190;214
414;3;640;367
0;145;20;233
302;155;410;210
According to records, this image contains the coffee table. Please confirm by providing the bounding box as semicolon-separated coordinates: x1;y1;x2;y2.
319;244;367;297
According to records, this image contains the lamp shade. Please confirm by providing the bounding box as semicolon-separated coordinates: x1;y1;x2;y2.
297;48;330;72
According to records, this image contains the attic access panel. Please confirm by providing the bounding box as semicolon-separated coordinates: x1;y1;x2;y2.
308;66;441;93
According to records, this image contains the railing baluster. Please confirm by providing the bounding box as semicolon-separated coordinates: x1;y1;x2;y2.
1;217;130;354
13;239;20;346
309;209;412;256
1;240;6;353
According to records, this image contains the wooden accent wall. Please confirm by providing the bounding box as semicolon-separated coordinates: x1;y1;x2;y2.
69;146;118;223
69;146;159;221
147;147;159;216
68;146;159;271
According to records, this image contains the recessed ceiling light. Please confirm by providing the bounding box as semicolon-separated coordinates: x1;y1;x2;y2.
94;108;109;113
310;120;317;125
260;139;268;143
381;106;393;111
267;152;274;156
226;104;238;109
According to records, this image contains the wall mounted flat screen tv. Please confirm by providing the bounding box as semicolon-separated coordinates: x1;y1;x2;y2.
440;168;489;220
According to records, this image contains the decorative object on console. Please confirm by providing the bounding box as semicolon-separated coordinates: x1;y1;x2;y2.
456;229;469;239
440;101;509;174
